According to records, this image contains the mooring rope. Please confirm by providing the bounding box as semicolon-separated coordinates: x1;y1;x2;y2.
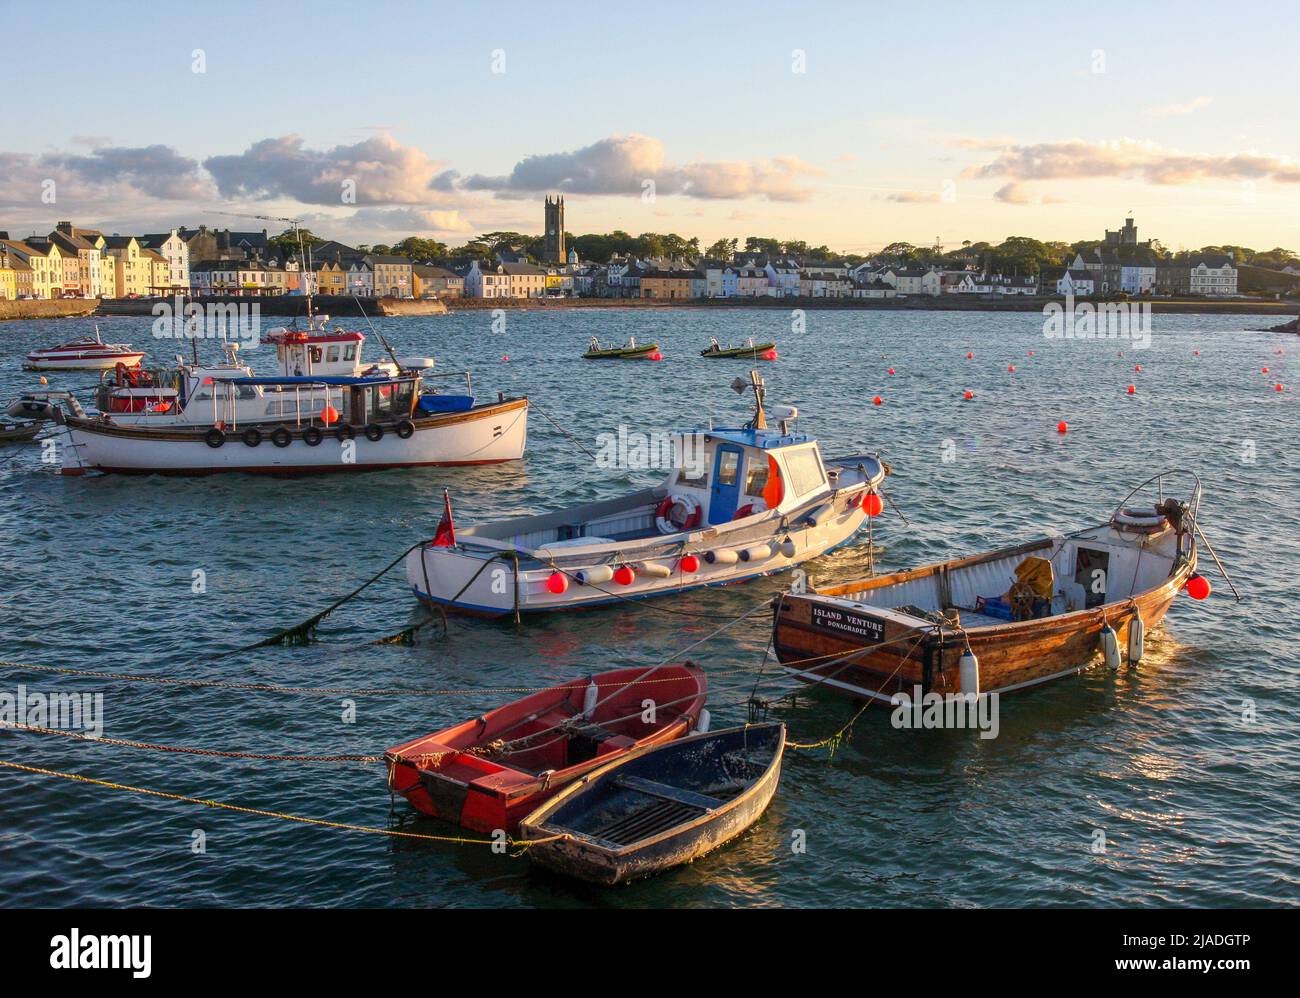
0;758;566;849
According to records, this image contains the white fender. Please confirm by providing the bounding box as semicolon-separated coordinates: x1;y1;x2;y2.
1127;613;1145;667
582;679;599;719
575;565;614;585
739;543;776;563
696;709;711;733
1100;622;1121;670
804;503;834;527
778;538;797;558
637;561;672;579
705;548;739;565
959;649;980;699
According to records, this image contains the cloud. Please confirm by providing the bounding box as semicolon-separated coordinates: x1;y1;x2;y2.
1146;96;1213;117
204;134;450;205
342;207;474;233
964;137;1300;187
885;190;941;204
0;144;211;209
464;134;823;201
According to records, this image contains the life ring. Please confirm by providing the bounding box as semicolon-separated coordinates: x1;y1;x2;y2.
1111;507;1167;532
655;493;702;534
241;427;262;447
364;423;384;442
270;425;292;448
204;427;225;449
303;426;323;447
395;418;415;439
335;424;356;442
733;499;768;521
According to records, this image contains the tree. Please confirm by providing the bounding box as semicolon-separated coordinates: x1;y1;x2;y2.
705;237;738;260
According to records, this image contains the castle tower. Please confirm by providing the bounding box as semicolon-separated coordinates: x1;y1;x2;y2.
544;195;565;264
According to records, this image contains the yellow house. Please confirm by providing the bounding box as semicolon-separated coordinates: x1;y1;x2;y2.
142;249;171;295
98;253;119;298
104;236;151;297
312;260;346;296
0;254;17;300
640;269;694;299
0;241;41;298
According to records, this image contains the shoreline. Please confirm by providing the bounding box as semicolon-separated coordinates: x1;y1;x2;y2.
1;293;1297;323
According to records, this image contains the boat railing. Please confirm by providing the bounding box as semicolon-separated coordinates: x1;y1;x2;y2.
421;370;473;396
1112;468;1203;521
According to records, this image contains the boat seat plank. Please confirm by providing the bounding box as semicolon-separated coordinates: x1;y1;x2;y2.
613;774;724;811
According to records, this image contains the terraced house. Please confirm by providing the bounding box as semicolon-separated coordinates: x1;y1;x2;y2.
640;269;695;299
0;238;54;298
103;236;151;297
369;255;413;297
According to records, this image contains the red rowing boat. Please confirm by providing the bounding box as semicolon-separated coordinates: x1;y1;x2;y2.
384;663;708;834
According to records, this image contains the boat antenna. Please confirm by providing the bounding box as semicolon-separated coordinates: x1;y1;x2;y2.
351;294;404;372
730;370;767;429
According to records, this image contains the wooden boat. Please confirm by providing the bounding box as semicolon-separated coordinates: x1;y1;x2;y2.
583;336;660;360
51;372;527;476
384;663;708;834
406;372;890;615
520;722;785;885
24;328;144;371
773;471;1213;702
701;337;777;360
0;421;42;444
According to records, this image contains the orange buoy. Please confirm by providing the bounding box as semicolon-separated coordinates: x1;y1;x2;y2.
1134;364;1141;372
763;349;778;361
613;565;636;586
1185;573;1211;600
966;352;973;359
321;405;340;425
862;492;884;517
1127;384;1136;394
1007;364;1016;372
887;367;895;375
872;396;882;406
545;572;568;594
963;390;973;400
1057;421;1068;433
502;355;509;361
1194;350;1200;356
679;554;700;574
1262;367;1269;374
1276;383;1284;392
650;352;663;361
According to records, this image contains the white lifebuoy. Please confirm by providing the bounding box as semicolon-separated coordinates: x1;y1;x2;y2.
656;493;702;534
1111;507;1167;532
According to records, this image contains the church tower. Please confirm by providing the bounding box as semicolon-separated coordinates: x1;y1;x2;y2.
544;195;565;264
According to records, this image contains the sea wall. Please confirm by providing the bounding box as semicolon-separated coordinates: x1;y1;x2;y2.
0;298;99;321
375;297;449;316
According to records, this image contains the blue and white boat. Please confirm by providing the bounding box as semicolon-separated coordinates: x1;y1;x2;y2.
406;372;889;616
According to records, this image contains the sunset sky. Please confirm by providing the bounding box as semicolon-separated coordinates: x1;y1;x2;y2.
5;0;1300;253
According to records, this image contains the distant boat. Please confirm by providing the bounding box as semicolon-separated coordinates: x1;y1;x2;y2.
0;420;42;444
583;336;661;360
520;722;786;885
384;663;708;834
772;471;1221;702
24;328;144;371
701;337;777;360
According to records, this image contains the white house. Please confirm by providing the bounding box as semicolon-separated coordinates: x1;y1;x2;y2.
345;260;374;298
1056;269;1096;296
140;230;190;292
764;260;801;296
1188;255;1237;296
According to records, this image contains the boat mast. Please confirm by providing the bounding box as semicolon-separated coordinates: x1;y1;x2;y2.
732;371;768;429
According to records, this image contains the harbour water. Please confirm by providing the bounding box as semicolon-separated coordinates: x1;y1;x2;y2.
0;307;1296;907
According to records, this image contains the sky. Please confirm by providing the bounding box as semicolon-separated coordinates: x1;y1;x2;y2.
4;0;1300;255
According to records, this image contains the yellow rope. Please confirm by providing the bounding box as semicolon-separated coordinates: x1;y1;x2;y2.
0;757;565;849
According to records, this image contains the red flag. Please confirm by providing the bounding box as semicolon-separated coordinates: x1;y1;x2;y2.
432;489;456;547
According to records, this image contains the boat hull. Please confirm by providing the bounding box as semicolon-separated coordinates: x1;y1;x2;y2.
701;343;776;359
406;488;873;616
773;527;1197;701
520;723;785;885
384;664;707;834
57;397;528;475
583;345;659;360
24;351;145;371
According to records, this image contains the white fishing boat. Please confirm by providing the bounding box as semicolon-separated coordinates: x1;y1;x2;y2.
94;325;432;428
52;370;527;476
24;328;145;371
406;372;890;616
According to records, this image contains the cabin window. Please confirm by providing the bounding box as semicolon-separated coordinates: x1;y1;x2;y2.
716;449;740;487
744;460;769;497
677;465;707;489
1074;548;1110;609
783;447;826;497
327;346;340;363
344;345;356;361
